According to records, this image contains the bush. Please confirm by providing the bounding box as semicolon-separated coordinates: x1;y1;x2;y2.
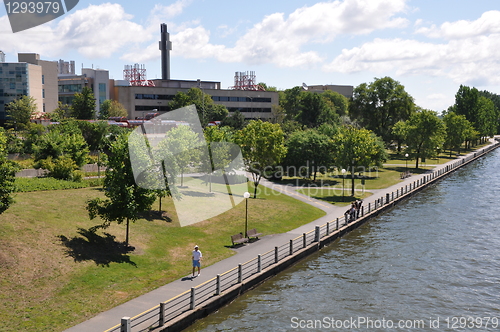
14;177;103;192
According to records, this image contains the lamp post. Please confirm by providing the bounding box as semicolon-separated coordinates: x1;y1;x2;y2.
341;169;346;202
243;192;250;237
405;153;409;171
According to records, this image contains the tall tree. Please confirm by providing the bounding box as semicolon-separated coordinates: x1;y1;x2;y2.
169;88;229;126
280;86;303;120
283;129;334;181
454;85;480;126
296;91;339;128
0;129;19;214
72;87;96;120
476;96;499;137
393;109;446;169
236;120;287;198
321;90;349;117
442;111;475;155
333;126;387;196
349;77;415;143
5;95;37;130
87;132;156;246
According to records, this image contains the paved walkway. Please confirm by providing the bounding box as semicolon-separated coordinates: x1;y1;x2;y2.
64;144;493;332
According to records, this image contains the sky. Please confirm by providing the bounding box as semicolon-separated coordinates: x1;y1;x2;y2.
1;0;500;112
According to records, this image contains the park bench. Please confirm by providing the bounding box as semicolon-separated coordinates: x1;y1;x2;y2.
247;228;263;240
231;233;248;246
400;171;411;179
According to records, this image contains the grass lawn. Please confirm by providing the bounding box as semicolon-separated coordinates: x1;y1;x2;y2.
296;188;373;207
0;183;325;332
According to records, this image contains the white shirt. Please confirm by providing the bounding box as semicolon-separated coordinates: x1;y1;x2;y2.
192;249;202;261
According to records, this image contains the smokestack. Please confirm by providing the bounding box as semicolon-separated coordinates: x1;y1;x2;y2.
159;23;172;80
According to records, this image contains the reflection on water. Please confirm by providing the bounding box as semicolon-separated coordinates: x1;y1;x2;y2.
185;150;500;332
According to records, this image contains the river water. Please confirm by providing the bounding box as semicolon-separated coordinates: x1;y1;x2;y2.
185;150;500;331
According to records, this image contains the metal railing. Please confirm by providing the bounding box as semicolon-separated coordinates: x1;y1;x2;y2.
105;141;499;332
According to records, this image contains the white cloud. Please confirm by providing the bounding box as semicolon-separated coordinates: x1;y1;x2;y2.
0;3;148;59
325;21;500;86
416;10;500;39
166;0;408;67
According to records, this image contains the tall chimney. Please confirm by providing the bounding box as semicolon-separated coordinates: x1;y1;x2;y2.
159;23;172;80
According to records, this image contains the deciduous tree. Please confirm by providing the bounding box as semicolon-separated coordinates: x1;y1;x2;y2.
87;132;156;246
349;77;415;143
236;120;287;198
283;129;334;181
393;109;446;169
333;126;387;196
72;87;96;120
5;95;37;130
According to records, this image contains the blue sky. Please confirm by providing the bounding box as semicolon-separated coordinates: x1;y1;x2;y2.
1;0;500;112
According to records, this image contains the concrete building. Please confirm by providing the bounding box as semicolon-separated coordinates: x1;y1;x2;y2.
112;78;278;120
305;84;353;99
58;66;110;116
18;53;58;114
0;53;58;121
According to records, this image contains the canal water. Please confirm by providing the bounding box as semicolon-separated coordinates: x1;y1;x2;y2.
185;150;500;331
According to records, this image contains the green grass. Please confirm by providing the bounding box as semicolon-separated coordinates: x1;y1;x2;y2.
14;177;104;192
296;188;372;207
0;183;325;332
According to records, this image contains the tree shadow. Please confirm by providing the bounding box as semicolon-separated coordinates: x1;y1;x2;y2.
140;210;173;222
58;227;137;267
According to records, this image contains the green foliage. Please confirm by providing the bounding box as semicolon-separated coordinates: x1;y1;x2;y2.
283;128;334;180
443;111;475;153
453;85;480;126
476;96;498;137
87;132;156;245
33;130;90;180
280;86;303;119
349;77;416;143
22;123;47;154
51;101;73;121
221;110;246;130
333;126;387;195
169;88;229;126
297;92;339;128
393;109;446;169
5;95;38;130
72;87;96;120
236;120;287;197
322;90;349;117
0;129;19;214
4;128;24;154
14;176;103;192
100;99;128;119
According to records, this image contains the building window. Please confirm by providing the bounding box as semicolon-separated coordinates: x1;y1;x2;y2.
42;75;45;84
42;89;45;98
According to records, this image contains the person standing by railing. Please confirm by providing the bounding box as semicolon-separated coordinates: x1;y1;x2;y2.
192;245;202;278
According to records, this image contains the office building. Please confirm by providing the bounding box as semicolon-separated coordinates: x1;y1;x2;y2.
0;53;58;122
58;66;110;116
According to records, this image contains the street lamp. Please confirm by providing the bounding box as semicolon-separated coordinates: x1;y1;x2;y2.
341;169;346;202
405;153;409;171
243;192;250;237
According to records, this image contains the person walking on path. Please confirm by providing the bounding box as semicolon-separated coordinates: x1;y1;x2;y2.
192;245;202;278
